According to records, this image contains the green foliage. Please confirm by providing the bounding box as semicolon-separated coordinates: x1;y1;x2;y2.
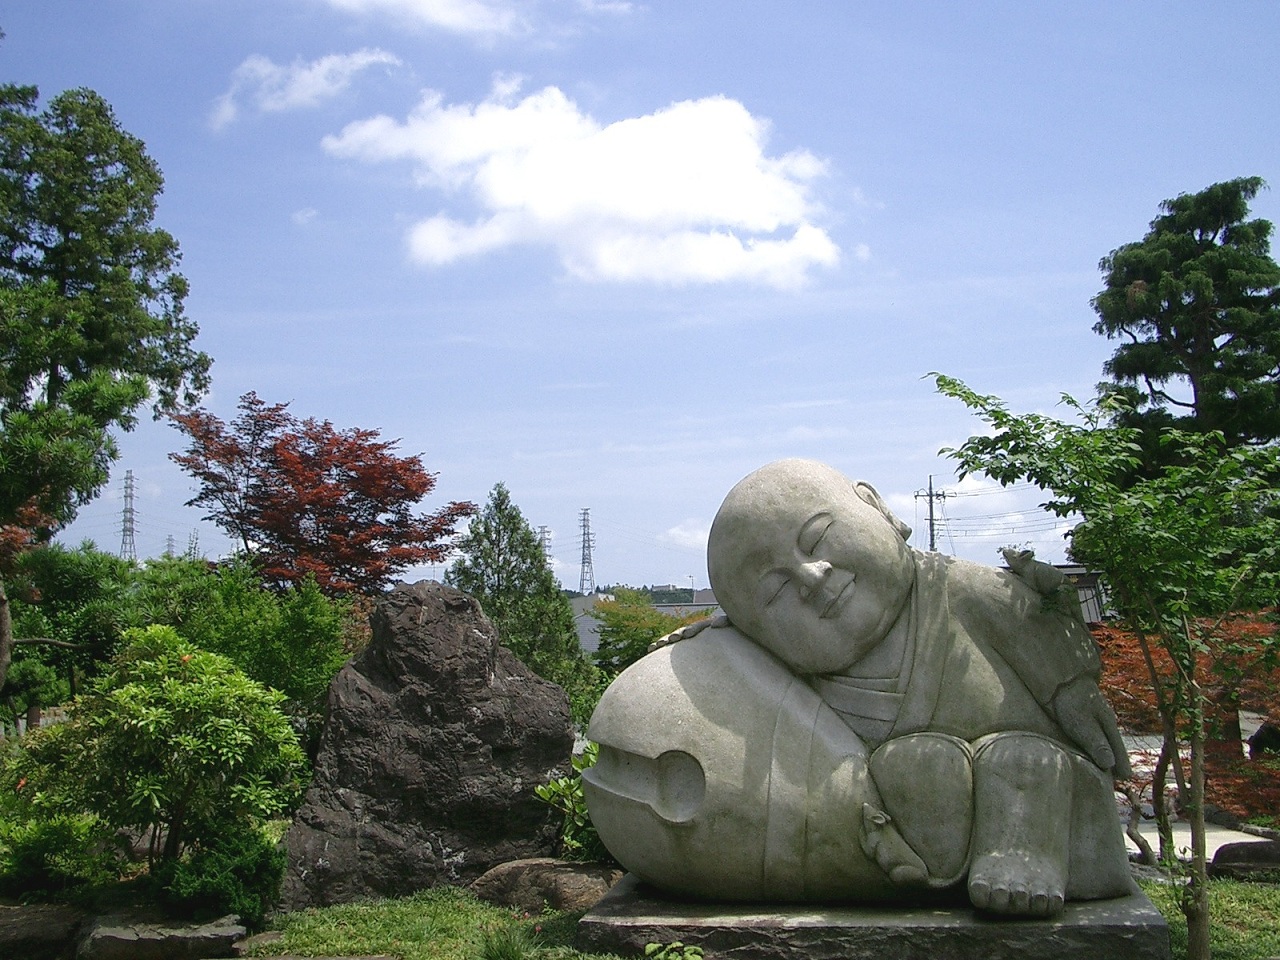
1;548;354;741
152;826;286;927
534;743;614;863
479;919;543;960
590;588;711;674
135;557;351;721
0;810;122;897
447;484;596;724
934;373;1280;960
3;542;139;715
645;942;704;960
1093;177;1280;454
0;81;210;690
1141;878;1280;960
6;625;307;865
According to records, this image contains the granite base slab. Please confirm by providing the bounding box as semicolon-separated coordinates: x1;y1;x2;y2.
577;875;1172;960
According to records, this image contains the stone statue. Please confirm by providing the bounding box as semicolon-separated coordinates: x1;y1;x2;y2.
583;459;1135;916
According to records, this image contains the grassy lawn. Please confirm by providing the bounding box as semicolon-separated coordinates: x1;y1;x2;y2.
243;886;612;960
1140;877;1280;960
242;879;1280;960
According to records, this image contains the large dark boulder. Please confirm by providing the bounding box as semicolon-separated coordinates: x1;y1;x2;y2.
1209;839;1280;880
280;581;574;909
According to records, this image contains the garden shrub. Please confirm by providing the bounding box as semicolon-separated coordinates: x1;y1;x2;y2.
6;625;307;873
152;826;285;926
534;743;615;863
0;811;122;898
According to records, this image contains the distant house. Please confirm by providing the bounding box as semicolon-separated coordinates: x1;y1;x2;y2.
1000;563;1111;623
1058;565;1111;623
571;593;612;654
571;590;720;655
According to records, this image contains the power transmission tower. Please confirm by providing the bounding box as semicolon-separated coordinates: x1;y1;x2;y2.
537;525;552;561
913;475;952;552
578;508;595;595
164;535;176;557
119;470;137;561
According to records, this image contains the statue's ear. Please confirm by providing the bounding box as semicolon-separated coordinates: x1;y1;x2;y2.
854;481;912;542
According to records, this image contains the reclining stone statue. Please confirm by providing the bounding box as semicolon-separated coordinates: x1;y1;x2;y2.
583;458;1135;916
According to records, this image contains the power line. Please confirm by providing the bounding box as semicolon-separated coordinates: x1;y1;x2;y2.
913;475;953;552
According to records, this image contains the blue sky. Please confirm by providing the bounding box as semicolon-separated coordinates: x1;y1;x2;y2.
5;2;1279;589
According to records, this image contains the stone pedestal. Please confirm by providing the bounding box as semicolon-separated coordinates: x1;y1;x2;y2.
577;875;1172;960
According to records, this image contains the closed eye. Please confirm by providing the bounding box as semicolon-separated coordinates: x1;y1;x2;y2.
798;512;834;555
758;572;790;608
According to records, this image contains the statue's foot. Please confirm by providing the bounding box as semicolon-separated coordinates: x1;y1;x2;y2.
968;733;1072;917
968;854;1065;917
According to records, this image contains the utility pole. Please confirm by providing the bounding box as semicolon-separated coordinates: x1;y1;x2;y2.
913;475;952;552
578;508;596;595
119;470;137;561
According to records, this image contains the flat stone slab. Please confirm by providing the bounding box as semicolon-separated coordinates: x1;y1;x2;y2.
577;875;1172;960
78;913;247;960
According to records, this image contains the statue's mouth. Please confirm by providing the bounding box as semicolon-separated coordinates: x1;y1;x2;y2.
820;575;854;618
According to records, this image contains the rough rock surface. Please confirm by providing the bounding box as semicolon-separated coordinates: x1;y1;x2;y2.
0;901;88;960
1209;839;1280;880
281;581;574;909
76;913;246;960
471;858;624;913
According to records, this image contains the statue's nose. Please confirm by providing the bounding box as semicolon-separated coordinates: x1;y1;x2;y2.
795;560;832;597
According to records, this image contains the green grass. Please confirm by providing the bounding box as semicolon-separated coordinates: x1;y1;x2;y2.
1140;878;1280;960
243;880;1280;960
243;885;615;960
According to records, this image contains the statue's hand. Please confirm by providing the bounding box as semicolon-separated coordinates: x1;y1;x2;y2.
648;613;729;652
859;804;929;887
1050;676;1133;779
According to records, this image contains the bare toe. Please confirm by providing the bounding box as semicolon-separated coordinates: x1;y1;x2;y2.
1008;886;1030;914
968;878;992;910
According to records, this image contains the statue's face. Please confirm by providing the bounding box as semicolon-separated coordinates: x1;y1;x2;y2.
708;460;915;674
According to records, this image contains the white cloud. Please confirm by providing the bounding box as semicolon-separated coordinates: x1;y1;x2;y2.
575;0;633;14
661;521;710;552
323;81;839;287
323;0;523;35
211;49;402;129
292;207;320;225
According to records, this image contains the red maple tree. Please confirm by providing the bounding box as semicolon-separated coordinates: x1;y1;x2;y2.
1094;614;1280;823
170;392;474;596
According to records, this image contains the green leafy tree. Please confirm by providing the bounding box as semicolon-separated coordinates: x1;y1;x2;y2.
0;82;210;690
133;556;351;748
1093;177;1280;453
1093;176;1280;761
934;374;1280;960
590;588;711;674
446;483;600;724
4;542;138;713
6;625;306;866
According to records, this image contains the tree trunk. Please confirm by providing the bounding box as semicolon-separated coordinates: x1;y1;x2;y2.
1152;739;1176;863
1122;781;1158;866
1205;685;1243;767
1184;682;1211;960
0;578;12;693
